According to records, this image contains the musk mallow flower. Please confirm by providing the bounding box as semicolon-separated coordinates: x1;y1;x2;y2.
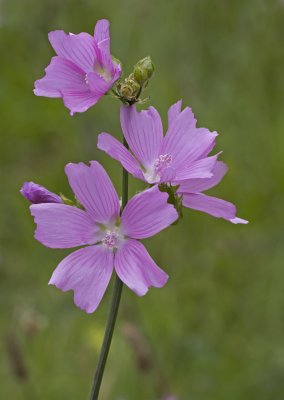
34;19;121;115
98;100;247;224
97;100;218;185
177;161;248;224
20;182;63;204
29;161;178;313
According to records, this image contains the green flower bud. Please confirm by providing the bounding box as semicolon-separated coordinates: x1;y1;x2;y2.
133;56;155;85
119;79;140;102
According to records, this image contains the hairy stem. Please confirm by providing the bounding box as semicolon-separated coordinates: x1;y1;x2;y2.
89;138;129;400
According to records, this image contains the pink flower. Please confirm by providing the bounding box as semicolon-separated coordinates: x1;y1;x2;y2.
178;161;248;224
98;101;247;224
29;162;177;313
34;20;121;115
97;100;218;184
20;182;63;204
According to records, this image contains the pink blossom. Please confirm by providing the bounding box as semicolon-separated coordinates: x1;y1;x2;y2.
20;182;62;204
178;161;248;224
29;162;177;313
34;20;121;115
98;100;218;184
98;101;247;224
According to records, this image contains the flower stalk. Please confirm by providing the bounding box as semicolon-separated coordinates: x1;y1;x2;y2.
89;138;129;400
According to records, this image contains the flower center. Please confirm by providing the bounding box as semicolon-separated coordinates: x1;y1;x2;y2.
101;230;121;250
154;154;173;173
94;64;112;82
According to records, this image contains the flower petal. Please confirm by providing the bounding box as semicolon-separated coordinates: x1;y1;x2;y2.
167;99;182;130
120;105;163;168
114;239;168;296
87;69;120;99
48;30;96;72
97;133;144;180
162;105;218;169
94;19;110;52
65;161;120;225
178;161;228;193
30;203;99;248
182;193;248;224
62;90;101;116
121;185;178;239
49;245;114;313
34;56;87;98
174;154;219;181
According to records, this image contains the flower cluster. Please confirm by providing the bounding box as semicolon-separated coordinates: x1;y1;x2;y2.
22;19;248;314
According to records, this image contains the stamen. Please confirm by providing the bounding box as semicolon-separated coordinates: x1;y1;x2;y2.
154;154;173;173
102;230;121;250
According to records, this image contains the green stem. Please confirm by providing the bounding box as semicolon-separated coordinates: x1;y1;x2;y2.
89;138;129;400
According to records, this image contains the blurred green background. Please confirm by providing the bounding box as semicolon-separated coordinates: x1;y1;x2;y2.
1;0;284;399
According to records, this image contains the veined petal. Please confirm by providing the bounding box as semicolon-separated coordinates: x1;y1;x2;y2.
167;99;182;130
34;56;87;98
65;161;120;225
49;245;114;313
114;239;168;296
94;19;110;48
162;106;196;157
62;90;101;116
178;161;228;193
87;69;120;98
30;203;99;248
97;133;144;180
174;154;219;182
162;105;218;169
121;185;178;239
48;30;96;72
182;193;248;224
120;105;163;168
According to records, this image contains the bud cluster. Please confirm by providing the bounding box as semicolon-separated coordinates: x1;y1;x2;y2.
114;56;155;105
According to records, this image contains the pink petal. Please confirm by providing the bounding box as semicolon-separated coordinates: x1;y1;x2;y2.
174;154;219;181
65;161;120;226
30;203;99;248
167;99;182;130
120;105;163;168
178;161;228;193
97;133;144;180
62;90;101;116
121;185;178;239
114;239;168;296
49;245;114;313
162;106;218;169
94;19;110;52
182;193;248;224
160;167;176;183
48;30;96;72
87;70;119;99
34;56;87;98
33;56;100;115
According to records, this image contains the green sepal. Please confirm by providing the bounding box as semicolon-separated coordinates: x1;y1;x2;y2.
159;183;183;224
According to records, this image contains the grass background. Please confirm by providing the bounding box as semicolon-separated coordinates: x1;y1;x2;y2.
1;0;284;399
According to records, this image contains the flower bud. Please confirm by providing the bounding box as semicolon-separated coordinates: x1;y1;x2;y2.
133;56;154;85
119;78;140;103
20;182;62;204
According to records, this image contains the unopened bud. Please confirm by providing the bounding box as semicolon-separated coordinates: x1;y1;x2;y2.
120;79;140;102
133;56;154;85
20;182;62;204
